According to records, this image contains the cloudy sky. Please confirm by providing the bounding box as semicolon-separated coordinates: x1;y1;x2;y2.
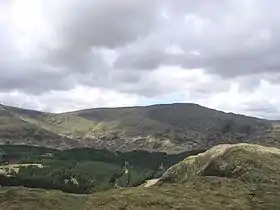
1;0;280;119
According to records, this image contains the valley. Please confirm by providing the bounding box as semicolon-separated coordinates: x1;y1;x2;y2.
0;143;279;209
0;145;203;194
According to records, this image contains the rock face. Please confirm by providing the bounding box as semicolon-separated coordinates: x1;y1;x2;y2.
0;103;279;152
158;143;280;184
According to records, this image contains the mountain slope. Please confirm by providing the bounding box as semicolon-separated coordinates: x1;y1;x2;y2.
0;105;75;148
70;103;279;152
0;103;279;152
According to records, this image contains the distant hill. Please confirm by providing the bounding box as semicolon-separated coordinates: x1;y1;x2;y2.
0;103;279;152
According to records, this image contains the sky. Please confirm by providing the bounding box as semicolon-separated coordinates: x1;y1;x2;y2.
1;0;280;119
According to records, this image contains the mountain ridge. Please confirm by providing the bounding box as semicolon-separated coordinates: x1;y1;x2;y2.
2;102;270;120
0;103;279;153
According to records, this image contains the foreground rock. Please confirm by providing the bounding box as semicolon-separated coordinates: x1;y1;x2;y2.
158;143;280;184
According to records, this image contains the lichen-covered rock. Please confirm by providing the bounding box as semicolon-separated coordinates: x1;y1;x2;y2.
159;143;280;184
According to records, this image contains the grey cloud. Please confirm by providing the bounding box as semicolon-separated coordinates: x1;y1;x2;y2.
1;0;163;94
0;63;74;94
42;0;163;74
2;0;280;100
242;100;280;120
189;80;231;96
114;0;280;84
44;47;110;74
47;0;161;48
108;70;142;84
114;48;167;70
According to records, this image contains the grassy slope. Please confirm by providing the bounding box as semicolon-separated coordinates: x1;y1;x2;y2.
86;177;280;210
159;143;280;184
0;144;280;209
0;106;71;148
5;105;97;138
64;104;280;152
1;103;280;152
71;103;271;137
0;177;279;210
0;187;86;210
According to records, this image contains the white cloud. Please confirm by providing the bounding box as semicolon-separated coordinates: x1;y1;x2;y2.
182;79;280;119
0;86;139;113
1;0;280;119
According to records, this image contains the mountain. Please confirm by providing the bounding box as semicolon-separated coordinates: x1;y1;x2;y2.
0;103;280;153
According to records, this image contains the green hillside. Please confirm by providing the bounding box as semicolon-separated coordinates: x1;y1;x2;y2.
0;105;74;148
0;145;203;194
1;103;279;153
